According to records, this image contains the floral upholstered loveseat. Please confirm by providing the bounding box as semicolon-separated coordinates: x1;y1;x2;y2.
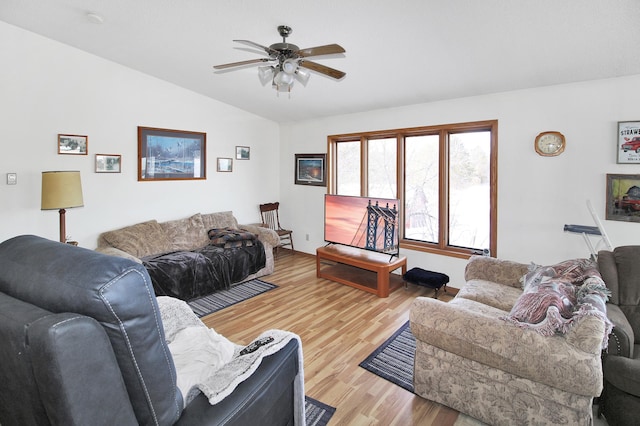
410;255;613;426
96;211;279;301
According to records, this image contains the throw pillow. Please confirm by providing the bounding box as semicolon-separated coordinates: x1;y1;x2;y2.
100;220;172;258
519;263;554;289
160;213;209;250
201;211;239;232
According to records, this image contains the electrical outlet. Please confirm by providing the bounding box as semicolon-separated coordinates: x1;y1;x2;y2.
305;233;309;241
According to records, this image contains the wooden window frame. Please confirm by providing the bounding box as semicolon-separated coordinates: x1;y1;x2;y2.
328;120;498;259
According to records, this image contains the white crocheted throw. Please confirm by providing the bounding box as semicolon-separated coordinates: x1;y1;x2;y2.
157;296;305;426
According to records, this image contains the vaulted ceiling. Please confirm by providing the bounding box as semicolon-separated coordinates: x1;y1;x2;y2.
2;0;640;123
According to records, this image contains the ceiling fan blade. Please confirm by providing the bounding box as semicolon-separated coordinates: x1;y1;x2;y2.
233;40;278;56
299;60;346;80
297;44;345;58
213;58;271;70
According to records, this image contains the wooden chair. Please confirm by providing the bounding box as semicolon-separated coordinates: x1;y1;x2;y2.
259;202;294;256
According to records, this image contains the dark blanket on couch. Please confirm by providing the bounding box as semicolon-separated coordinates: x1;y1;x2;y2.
141;240;266;301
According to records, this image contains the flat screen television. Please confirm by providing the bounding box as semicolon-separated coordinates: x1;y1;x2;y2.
324;194;400;256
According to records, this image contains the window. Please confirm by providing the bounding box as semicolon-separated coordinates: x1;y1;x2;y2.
336;140;360;195
328;120;497;258
367;137;397;199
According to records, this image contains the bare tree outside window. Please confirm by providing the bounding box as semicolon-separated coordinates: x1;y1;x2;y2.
404;134;439;244
367;137;397;199
448;131;491;249
336;141;360;196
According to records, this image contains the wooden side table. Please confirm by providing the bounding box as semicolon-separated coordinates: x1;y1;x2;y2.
316;245;407;298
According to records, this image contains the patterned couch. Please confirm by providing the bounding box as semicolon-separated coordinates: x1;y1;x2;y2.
410;255;612;426
96;211;279;300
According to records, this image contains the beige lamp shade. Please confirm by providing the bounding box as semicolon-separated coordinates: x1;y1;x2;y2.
41;171;84;210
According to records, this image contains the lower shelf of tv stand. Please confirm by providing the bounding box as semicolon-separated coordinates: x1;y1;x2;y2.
316;245;407;298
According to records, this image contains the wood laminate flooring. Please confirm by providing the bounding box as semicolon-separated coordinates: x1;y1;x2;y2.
201;250;458;425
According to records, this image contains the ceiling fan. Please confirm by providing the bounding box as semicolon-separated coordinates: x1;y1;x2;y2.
213;25;346;93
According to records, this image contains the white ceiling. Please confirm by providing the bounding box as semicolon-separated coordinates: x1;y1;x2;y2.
2;0;640;123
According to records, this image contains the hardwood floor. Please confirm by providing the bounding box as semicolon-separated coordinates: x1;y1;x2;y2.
201;250;460;425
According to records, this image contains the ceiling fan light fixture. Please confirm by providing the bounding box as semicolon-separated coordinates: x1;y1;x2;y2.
214;25;346;95
294;69;311;86
258;66;274;86
274;71;294;87
282;59;298;74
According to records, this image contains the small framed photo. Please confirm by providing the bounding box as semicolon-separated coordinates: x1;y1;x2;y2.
217;157;233;172
236;146;250;160
617;121;640;163
606;173;640;223
295;153;327;186
96;154;122;173
58;134;88;155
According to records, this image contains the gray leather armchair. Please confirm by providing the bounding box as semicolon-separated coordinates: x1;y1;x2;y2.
0;235;300;426
598;245;640;426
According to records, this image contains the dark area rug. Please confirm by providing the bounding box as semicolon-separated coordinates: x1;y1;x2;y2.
305;396;336;426
188;279;277;317
359;321;415;393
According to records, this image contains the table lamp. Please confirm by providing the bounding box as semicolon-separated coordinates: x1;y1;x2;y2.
41;171;84;243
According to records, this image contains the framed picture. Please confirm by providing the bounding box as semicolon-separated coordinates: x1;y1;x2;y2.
295;153;327;186
606;173;640;223
138;126;206;181
58;134;88;155
217;157;233;172
617;121;640;163
95;154;121;173
236;146;250;160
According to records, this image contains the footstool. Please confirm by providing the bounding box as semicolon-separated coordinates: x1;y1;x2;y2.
403;267;449;299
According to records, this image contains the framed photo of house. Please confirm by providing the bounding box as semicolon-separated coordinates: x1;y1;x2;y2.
617;121;640;163
217;157;233;172
95;154;121;173
138;126;206;181
58;134;88;155
606;173;640;223
236;146;250;160
295;153;327;186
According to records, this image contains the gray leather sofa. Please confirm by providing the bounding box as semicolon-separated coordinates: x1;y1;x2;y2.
0;235;299;426
598;246;640;426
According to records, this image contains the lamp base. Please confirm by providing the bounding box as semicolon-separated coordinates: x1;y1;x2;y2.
59;208;66;243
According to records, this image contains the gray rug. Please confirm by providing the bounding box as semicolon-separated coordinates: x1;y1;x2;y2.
188;279;277;317
360;322;483;425
359;321;415;392
305;396;336;426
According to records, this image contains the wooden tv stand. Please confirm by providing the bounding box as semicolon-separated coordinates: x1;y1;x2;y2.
316;245;407;298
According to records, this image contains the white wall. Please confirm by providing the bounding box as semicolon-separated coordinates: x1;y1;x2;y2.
3;21;639;288
0;22;280;248
280;77;640;286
